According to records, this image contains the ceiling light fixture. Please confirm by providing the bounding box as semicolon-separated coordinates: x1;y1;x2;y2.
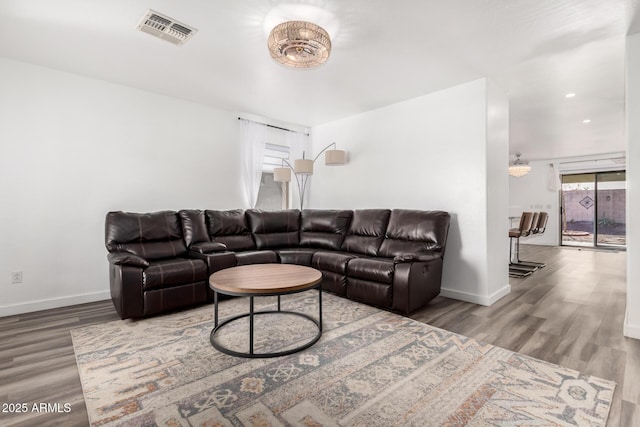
267;21;331;68
565;93;576;98
583;119;591;124
509;154;532;177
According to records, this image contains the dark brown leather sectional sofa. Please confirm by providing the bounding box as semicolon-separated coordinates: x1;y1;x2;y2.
105;209;450;319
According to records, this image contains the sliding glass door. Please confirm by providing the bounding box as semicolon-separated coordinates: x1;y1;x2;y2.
596;172;626;247
561;173;595;247
561;171;626;248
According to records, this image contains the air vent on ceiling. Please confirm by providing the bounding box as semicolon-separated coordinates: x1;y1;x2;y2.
137;9;197;46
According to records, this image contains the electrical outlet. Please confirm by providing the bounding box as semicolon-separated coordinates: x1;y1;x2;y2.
11;271;22;284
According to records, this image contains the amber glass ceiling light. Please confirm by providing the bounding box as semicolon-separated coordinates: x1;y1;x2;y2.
267;21;331;68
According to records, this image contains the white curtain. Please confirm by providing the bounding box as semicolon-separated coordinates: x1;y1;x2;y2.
287;131;312;209
239;119;266;208
287;130;311;161
547;163;560;192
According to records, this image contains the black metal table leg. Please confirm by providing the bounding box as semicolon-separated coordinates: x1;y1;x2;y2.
319;286;323;332
210;285;322;358
214;291;219;327
249;297;254;356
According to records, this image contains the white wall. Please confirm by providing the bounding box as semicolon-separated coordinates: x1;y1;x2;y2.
485;80;511;301
509;161;560;246
309;78;510;306
625;33;640;338
0;58;244;316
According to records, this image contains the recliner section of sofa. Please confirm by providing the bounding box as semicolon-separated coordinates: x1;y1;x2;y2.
382;209;450;313
105;211;210;319
105;208;450;319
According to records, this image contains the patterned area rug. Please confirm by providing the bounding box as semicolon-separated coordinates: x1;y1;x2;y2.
71;292;615;426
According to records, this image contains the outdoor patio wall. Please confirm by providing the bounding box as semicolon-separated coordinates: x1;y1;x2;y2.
0;58;245;316
309;78;510;306
563;189;625;223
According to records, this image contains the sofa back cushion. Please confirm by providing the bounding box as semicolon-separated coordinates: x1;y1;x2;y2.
178;209;209;247
341;209;391;256
205;209;255;251
246;210;300;249
105;211;187;260
300;210;353;250
378;209;451;258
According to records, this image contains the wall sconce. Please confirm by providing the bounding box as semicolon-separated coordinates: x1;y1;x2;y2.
274;142;346;209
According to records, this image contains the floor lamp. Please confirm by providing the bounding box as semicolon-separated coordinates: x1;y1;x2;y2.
273;143;346;209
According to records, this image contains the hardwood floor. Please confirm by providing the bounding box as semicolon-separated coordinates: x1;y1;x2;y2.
411;244;635;426
0;301;120;426
0;244;634;426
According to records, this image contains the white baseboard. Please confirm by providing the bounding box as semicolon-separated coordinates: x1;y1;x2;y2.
0;291;110;318
440;284;511;306
624;321;640;339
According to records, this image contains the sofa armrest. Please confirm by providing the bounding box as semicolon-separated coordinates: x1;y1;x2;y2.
107;252;149;268
189;250;237;274
109;263;145;319
392;252;441;263
392;256;444;314
190;242;227;254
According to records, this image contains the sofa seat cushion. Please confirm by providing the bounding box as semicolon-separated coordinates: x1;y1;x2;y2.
143;282;208;316
276;248;316;266
235;250;278;266
143;258;208;290
311;251;356;274
320;271;348;296
346;257;395;284
347;278;392;308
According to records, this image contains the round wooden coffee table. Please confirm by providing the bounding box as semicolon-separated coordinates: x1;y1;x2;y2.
209;264;323;358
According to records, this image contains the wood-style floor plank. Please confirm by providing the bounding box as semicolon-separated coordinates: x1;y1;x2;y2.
0;245;636;426
0;301;119;426
412;244;636;426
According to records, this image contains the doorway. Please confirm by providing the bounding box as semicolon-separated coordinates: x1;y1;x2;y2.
560;171;626;248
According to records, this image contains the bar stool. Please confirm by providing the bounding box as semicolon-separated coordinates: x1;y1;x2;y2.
516;212;548;268
509;212;536;277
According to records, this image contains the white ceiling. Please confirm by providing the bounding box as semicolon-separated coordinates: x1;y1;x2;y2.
1;0;639;161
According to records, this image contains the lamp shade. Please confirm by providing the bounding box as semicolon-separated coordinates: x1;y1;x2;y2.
273;167;291;182
294;159;314;175
325;149;346;165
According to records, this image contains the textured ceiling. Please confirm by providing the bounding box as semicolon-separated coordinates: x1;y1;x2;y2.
0;0;638;161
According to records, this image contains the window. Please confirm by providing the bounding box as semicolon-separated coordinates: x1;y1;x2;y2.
256;172;287;210
255;139;290;210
